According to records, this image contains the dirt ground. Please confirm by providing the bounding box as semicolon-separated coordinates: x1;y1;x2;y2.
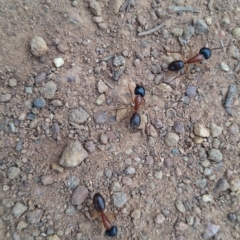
0;0;240;240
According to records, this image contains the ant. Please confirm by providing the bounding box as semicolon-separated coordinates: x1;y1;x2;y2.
168;47;211;72
167;45;232;82
93;193;117;237
128;84;145;129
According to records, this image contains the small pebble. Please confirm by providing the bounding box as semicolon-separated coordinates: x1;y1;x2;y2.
220;62;230;72
124;167;136;175
33;97;46;108
53;58;64;68
30;36;48;57
232;27;240;38
8;78;17;87
193;18;208;35
112;192;128;208
131;209;141;219
8;167;20;179
164;132;179;147
41;175;54;185
72;0;77;7
154;214;165;224
27;209;43;224
175;200;186;213
71;186;89;205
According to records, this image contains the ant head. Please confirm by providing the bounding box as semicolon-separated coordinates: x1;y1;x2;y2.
105;226;117;237
134;84;145;97
199;47;212;60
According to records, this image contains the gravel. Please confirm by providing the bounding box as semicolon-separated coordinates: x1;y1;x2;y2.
164;132;179;146
175;200;186;213
59;141;89;167
7;167;20;179
112;192;128;208
27;209;43;224
12;202;28;218
68;108;89;124
40;81;57;99
71;186;88;205
208;149;223;162
65;175;80;189
33;97;46;108
30;36;48;57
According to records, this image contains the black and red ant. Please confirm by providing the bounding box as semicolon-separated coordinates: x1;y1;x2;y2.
117;84;146;129
93;193;117;237
129;84;146;129
168;47;211;72
166;45;232;82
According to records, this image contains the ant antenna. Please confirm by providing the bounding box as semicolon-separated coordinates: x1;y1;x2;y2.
211;42;233;51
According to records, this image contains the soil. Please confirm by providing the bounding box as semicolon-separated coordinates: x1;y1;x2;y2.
0;0;240;240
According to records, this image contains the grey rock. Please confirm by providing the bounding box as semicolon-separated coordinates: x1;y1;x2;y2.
65;175;80;190
41;175;54;185
164;158;172;168
93;111;108;124
154;74;164;85
196;179;207;189
27;113;36;121
40;81;57;99
0;93;12;103
202;223;220;239
27;209;43;224
97;80;109;93
173;122;185;134
182;26;195;40
227;45;240;59
208;149;223;162
71;186;88;205
122;177;132;186
224;84;237;108
69;108;89;124
112;66;125;81
51;100;63;107
112;192;128;208
110;181;121;192
35;72;47;84
175;200;186;213
47;226;55;235
12;202;28;218
59;141;89;167
15;140;23;151
25;87;33;94
193;18;208;35
84;141;95;153
2;198;14;208
164;132;179;147
100;133;108;144
154;213;165;224
104;169;112;178
227;213;236;222
33;97;46;108
210;123;222;137
65;205;76;216
186;85;196;98
30;36;48;57
175;222;188;231
137;15;146;26
124;167;136;175
228;177;240;192
154;171;162;179
171;28;183;37
113;56;125;67
131;209;141;219
89;0;102;16
9;122;16;133
204;168;212;176
220;17;230;28
72;1;78;7
17;221;28;230
212;138;220;148
232;27;240;38
8;167;20;179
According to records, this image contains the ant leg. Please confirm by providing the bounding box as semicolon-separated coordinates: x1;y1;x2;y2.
128;84;135;104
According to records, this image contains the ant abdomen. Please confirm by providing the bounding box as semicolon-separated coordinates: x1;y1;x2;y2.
93;193;105;212
130;112;141;128
168;60;185;71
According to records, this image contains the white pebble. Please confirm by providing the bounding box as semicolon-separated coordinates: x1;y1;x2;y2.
220;62;230;72
53;58;64;68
